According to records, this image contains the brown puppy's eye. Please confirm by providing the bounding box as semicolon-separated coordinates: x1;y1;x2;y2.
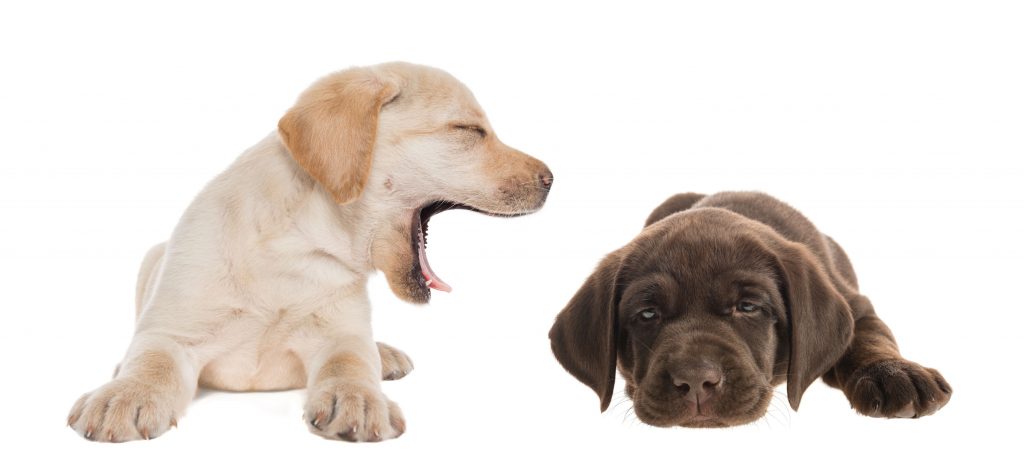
453;124;487;138
637;309;659;322
737;302;759;313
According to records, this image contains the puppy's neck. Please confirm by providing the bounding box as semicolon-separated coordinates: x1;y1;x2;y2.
231;133;378;275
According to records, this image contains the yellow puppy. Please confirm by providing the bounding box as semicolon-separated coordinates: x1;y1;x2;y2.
68;62;553;442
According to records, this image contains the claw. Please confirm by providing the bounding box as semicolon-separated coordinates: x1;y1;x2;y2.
338;427;358;442
894;403;917;418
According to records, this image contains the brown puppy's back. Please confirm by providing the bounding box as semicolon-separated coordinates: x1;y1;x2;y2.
649;191;857;292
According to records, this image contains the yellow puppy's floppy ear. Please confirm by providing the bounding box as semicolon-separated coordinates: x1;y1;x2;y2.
278;67;399;205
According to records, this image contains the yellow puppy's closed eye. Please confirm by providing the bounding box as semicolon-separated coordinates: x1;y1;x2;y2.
452;124;487;138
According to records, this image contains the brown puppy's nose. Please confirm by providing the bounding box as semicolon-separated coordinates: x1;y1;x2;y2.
670;363;723;404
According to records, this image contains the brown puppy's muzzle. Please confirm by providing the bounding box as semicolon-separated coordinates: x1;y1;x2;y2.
633;328;772;428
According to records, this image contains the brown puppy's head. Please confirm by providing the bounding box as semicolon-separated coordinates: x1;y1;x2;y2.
278;62;553;304
550;206;852;428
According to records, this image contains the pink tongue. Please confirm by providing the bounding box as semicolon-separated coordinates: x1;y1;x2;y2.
418;228;452;292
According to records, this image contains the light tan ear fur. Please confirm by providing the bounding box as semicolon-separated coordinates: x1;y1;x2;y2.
278;68;397;205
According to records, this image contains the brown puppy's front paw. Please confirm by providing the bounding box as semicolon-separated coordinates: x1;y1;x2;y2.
68;378;179;442
845;359;952;419
304;380;405;442
377;342;414;381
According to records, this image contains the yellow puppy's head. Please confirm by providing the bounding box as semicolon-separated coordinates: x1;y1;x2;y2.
279;62;552;303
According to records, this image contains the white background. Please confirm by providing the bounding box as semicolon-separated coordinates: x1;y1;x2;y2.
1;0;1021;471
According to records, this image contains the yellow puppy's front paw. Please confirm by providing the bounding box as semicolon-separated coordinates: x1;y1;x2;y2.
68;378;179;442
304;380;405;442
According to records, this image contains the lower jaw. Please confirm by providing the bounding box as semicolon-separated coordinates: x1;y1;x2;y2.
405;269;433;304
374;235;432;305
377;261;431;305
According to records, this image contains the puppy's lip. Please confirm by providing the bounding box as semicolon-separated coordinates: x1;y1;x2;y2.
639;403;727;428
635;387;733;427
431;201;543;218
679;413;723;425
632;390;688;427
412;203;453;294
678;417;729;428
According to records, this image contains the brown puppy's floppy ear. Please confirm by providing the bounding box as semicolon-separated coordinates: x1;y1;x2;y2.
549;252;623;412
278;67;399;205
644;193;707;227
776;243;854;410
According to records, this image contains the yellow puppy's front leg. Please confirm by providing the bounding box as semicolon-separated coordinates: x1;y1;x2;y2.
68;334;198;442
303;336;405;442
300;293;405;442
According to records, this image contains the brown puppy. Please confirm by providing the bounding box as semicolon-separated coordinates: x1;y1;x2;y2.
549;192;951;427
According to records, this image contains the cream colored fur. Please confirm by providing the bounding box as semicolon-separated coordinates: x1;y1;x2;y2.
68;62;551;443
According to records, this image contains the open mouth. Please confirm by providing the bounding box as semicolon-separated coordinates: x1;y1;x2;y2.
411;200;535;294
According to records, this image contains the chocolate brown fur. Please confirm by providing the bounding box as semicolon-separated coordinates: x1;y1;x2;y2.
550;191;951;427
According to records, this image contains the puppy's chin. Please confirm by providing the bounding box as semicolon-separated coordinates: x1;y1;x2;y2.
386;263;432;305
373;229;432;305
631;385;774;429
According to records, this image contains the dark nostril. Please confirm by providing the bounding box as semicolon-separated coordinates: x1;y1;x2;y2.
704;371;722;389
539;172;553;190
676;382;691;395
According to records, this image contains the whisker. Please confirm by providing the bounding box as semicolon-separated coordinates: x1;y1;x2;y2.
625;406;642;426
762;389;792;428
633;337;656;354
